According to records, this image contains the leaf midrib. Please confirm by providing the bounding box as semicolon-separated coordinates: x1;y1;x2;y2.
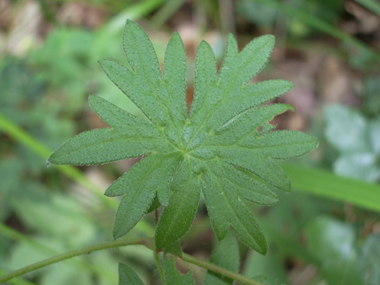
193;140;315;153
63;133;167;154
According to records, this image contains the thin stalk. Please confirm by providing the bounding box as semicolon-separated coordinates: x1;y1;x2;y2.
0;238;152;284
154;250;165;282
1;237;263;285
153;209;165;282
167;253;264;285
0;223;118;283
150;0;186;28
0;269;36;285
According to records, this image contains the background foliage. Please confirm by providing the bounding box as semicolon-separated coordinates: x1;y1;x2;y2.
1;0;380;284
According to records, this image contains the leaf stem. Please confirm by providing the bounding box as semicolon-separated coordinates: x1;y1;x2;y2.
153;208;166;282
1;237;263;285
154;250;166;283
0;237;152;284
0;269;36;285
167;253;264;285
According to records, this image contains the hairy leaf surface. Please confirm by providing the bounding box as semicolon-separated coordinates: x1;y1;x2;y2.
163;259;194;285
204;232;239;285
48;20;318;253
118;263;144;285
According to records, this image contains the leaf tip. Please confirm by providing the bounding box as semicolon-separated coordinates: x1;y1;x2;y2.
125;19;136;27
47;152;59;165
264;34;275;45
198;40;212;51
171;31;181;39
255;236;268;255
112;226;124;240
87;94;97;106
97;59;107;67
97;59;109;71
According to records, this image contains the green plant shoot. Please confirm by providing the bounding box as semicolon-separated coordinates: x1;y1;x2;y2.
48;20;318;254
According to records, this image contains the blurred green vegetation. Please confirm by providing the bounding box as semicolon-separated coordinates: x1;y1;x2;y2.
1;0;380;284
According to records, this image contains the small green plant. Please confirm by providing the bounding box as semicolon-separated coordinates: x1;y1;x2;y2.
324;104;380;182
1;20;318;285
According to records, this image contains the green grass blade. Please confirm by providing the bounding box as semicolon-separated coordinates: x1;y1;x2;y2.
251;0;380;62
151;0;186;28
106;0;166;31
355;0;380;17
282;163;380;213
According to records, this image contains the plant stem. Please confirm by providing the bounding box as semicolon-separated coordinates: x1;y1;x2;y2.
0;223;119;283
168;253;264;285
0;237;152;284
0;269;36;285
153;209;165;282
154;250;166;282
1;236;263;285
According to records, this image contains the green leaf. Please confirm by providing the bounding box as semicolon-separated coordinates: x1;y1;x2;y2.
48;95;166;165
202;160;268;254
164;241;183;257
111;153;182;239
49;20;318;251
305;217;365;285
360;234;380;284
324;105;369;153
334;153;380;182
163;258;194;285
369;118;380;154
204;232;239;285
156;158;201;249
324;105;380;182
118;263;144;285
146;194;161;213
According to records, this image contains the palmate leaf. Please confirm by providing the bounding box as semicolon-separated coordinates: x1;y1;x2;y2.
48;20;318;254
